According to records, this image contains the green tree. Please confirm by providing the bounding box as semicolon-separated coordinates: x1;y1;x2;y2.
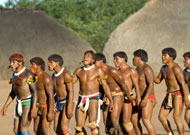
5;0;148;51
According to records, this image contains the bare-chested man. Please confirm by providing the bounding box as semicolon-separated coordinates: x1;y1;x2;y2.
73;50;113;135
113;51;141;135
95;53;137;135
183;52;190;128
1;53;37;135
48;54;74;135
132;49;156;135
30;57;54;135
154;48;190;135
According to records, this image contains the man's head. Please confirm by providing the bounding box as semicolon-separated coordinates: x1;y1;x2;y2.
113;51;128;68
83;50;95;66
183;52;190;68
30;57;45;74
9;53;24;72
95;53;106;67
133;49;148;66
162;47;176;64
48;54;63;71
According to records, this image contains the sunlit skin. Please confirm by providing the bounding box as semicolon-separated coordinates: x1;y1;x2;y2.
95;58;133;135
1;59;37;134
73;52;113;134
132;55;156;135
183;56;190;129
30;62;54;135
155;53;190;135
114;56;141;135
48;59;74;135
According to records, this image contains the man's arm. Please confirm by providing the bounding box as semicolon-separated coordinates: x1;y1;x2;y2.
174;66;190;108
141;66;154;107
65;72;74;119
99;69;113;111
130;68;141;106
29;79;38;118
154;66;164;84
1;87;16;116
72;68;81;84
111;68;134;101
44;74;54;121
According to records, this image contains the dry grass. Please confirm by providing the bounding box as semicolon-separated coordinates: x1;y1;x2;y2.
103;0;190;73
0;9;94;80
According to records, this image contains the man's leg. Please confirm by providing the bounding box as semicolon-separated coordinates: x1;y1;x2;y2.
185;108;190;128
13;117;20;135
131;107;142;135
60;104;71;135
41;108;51;135
141;99;156;135
158;100;173;134
173;96;184;135
88;100;99;135
54;111;62;135
122;102;134;135
20;106;31;135
75;107;87;135
102;104;111;134
110;96;123;135
34;115;41;134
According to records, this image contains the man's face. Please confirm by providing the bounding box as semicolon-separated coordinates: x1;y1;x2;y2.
83;53;94;66
162;53;171;64
133;56;140;67
114;56;123;68
48;60;57;71
10;60;21;72
184;57;190;68
30;62;38;74
95;60;103;68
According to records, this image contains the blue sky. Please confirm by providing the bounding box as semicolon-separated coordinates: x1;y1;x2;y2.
0;0;7;6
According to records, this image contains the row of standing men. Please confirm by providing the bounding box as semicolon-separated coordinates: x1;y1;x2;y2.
1;47;190;135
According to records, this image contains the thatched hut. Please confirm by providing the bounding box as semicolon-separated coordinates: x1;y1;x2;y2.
0;9;94;80
103;0;190;73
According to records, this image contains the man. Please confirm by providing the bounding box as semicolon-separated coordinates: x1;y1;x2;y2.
48;54;74;135
1;53;37;135
154;47;190;135
30;57;54;135
95;53;140;135
73;50;113;135
113;51;141;135
183;52;190;128
132;49;156;135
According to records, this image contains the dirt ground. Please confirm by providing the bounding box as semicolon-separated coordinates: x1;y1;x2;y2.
0;80;189;135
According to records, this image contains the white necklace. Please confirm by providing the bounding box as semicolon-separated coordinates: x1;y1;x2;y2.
83;65;95;71
54;67;64;77
14;67;26;76
187;68;190;72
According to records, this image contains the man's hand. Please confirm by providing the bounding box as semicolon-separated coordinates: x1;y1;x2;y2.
1;106;7;116
185;99;190;109
30;105;37;118
136;97;141;107
47;111;54;122
109;101;114;112
141;98;148;107
67;102;73;119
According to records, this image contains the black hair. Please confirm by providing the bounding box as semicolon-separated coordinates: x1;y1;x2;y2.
95;53;106;63
133;49;148;62
113;51;128;62
48;54;63;66
30;57;45;71
183;52;190;59
162;47;176;60
84;50;95;60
